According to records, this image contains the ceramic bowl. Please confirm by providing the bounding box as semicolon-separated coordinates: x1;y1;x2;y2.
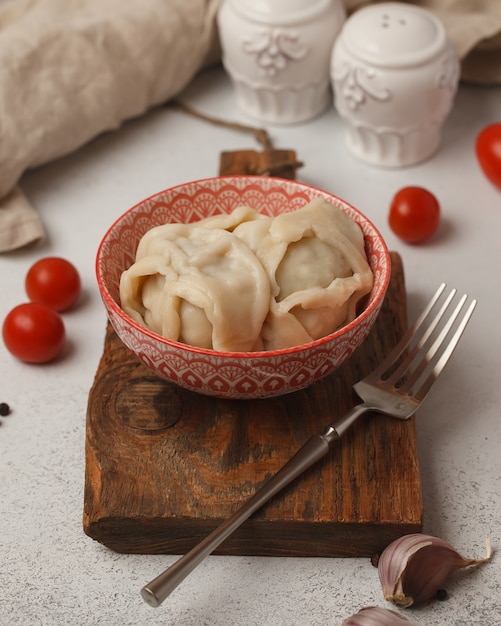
96;176;390;400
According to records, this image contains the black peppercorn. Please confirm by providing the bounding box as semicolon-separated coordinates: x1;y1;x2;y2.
436;588;448;601
0;402;10;416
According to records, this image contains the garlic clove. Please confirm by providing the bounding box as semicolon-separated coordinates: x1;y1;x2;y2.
378;533;492;607
342;606;422;625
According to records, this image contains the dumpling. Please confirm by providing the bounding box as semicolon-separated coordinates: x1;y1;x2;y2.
191;205;265;232
119;221;271;351
119;198;374;353
233;198;374;350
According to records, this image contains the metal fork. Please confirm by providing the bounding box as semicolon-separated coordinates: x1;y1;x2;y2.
141;283;476;608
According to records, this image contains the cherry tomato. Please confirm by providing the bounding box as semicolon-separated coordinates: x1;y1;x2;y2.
2;303;66;363
475;123;501;189
388;186;440;244
25;257;81;311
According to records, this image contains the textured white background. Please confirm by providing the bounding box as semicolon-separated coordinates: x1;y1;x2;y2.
1;66;500;625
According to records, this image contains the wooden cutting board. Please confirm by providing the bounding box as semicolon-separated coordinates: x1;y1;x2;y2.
83;249;423;557
84;146;422;556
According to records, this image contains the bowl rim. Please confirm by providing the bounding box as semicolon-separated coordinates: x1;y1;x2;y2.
96;175;391;358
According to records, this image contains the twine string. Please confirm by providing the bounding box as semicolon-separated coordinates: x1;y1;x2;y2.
170;99;274;151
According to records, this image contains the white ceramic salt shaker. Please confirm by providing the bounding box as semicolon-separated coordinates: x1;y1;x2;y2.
330;3;459;167
217;0;346;124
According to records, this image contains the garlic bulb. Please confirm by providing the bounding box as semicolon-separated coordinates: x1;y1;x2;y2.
342;606;421;625
378;533;492;607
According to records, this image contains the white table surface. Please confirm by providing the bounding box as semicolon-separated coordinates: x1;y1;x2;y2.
1;65;500;626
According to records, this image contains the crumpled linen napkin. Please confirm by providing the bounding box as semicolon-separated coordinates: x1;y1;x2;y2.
0;0;221;251
0;0;500;252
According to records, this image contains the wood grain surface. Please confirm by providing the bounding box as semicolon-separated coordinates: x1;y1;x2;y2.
83;251;423;557
218;149;301;179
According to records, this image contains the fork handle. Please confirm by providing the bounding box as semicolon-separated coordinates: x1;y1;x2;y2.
141;428;340;607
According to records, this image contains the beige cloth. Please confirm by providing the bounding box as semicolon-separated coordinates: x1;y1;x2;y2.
0;186;45;250
0;0;221;251
0;0;500;252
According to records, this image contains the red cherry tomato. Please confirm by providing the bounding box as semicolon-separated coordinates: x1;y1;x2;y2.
388;186;440;244
2;303;66;363
475;123;501;189
25;257;81;311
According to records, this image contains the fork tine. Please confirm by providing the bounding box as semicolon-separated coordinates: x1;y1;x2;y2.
384;286;456;385
411;296;476;401
369;284;476;404
396;293;466;392
371;282;447;379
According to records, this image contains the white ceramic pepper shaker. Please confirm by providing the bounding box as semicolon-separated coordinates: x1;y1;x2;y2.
331;2;459;167
217;0;346;124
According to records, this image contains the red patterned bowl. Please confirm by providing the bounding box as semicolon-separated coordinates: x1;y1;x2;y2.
96;176;390;399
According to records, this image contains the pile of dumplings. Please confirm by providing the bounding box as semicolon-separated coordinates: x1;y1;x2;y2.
119;198;374;352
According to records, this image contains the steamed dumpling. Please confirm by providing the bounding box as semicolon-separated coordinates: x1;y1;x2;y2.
119;198;374;352
233;198;374;350
119;221;271;351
